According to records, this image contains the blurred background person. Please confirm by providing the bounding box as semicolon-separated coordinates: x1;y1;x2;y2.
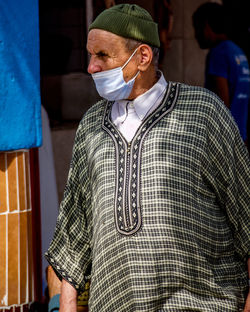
192;2;250;143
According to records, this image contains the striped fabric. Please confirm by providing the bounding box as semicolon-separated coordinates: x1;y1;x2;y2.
46;82;250;311
0;151;34;311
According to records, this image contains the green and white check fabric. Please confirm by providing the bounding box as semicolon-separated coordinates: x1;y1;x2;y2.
45;82;250;311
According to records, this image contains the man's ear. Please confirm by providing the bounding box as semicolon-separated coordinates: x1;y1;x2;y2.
137;44;153;71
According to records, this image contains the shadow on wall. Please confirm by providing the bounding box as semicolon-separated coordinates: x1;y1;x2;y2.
41;73;100;126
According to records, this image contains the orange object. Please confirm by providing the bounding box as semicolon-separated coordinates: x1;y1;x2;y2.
0;151;40;311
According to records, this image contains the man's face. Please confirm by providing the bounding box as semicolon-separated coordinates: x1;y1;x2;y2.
87;29;139;82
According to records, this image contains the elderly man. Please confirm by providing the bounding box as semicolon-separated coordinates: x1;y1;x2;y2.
45;4;250;311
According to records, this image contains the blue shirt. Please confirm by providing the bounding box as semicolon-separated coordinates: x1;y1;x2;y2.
205;40;250;140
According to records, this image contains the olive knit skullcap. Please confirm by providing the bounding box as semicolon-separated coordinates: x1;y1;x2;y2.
89;4;160;48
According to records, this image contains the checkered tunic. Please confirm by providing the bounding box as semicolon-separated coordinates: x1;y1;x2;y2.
45;82;250;311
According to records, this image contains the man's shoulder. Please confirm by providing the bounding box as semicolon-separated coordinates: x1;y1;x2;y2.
177;82;220;102
211;40;245;58
176;82;239;133
73;99;107;140
85;99;106;117
176;82;232;118
222;40;243;53
79;99;106;125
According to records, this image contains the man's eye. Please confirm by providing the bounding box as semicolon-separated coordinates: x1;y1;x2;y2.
97;52;108;58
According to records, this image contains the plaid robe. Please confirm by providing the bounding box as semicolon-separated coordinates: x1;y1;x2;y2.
45;82;250;311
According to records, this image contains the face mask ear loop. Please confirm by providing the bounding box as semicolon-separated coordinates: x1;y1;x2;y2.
121;47;139;70
132;70;140;81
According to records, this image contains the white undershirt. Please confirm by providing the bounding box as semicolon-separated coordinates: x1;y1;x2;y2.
111;71;167;142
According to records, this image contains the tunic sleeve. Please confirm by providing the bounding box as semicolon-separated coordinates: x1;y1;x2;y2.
202;95;250;260
45;122;92;293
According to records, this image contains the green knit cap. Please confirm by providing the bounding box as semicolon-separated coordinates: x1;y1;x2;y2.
89;4;160;48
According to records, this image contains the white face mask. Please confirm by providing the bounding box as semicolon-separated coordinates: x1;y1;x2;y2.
91;48;140;101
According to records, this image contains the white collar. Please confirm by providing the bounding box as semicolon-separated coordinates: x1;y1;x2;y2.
113;71;167;122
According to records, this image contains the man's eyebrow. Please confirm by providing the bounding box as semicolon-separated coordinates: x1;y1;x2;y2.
87;48;110;57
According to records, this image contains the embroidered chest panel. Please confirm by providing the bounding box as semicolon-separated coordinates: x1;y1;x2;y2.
102;82;179;236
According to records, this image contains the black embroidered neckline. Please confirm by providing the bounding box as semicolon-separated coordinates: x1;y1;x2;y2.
102;82;179;235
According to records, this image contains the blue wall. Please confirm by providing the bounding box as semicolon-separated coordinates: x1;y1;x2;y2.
0;0;42;151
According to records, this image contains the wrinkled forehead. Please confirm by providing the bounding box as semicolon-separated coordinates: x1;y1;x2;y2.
87;29;126;49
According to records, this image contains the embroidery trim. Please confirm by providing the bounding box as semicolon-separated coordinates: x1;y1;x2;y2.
102;82;179;235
